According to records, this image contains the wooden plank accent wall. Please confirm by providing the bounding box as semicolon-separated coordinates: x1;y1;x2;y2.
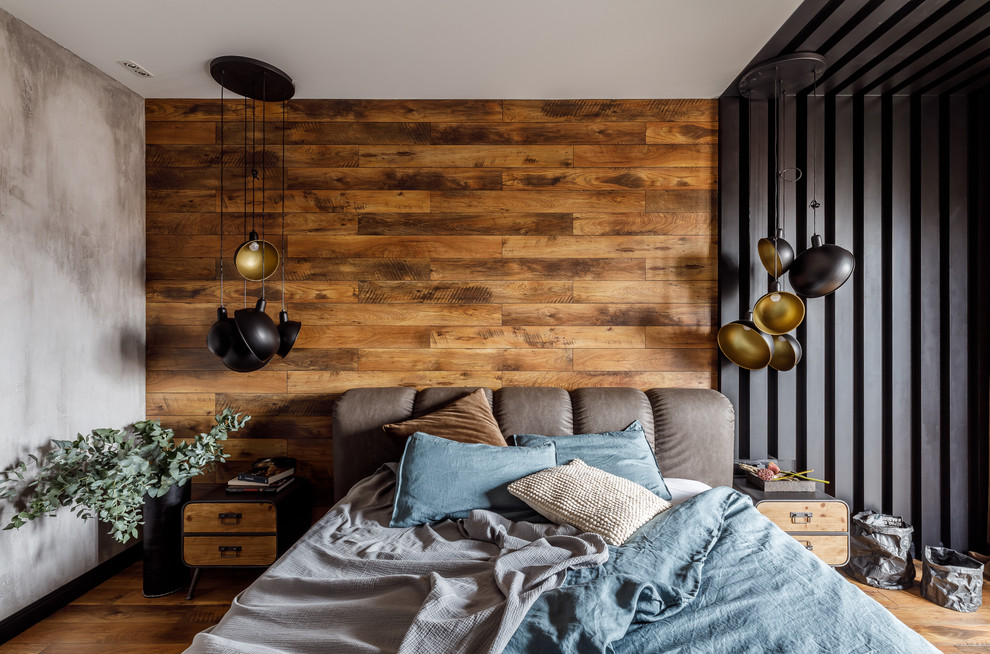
144;99;719;504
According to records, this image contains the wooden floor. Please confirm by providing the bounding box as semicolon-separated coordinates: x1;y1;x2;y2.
1;561;987;652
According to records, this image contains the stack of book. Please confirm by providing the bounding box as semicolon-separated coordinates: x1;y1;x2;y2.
226;457;296;494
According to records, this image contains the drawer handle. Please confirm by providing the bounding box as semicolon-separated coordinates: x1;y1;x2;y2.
790;511;813;524
798;540;814;551
218;512;242;525
218;545;242;558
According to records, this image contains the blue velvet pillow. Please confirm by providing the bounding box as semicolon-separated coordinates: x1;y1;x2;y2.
512;421;671;500
391;431;557;527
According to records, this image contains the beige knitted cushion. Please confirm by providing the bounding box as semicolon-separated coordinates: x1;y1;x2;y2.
507;459;672;546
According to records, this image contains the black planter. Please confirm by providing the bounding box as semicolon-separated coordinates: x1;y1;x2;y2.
142;484;191;598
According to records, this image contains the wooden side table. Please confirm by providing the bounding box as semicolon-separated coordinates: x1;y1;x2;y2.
182;478;311;599
734;480;850;567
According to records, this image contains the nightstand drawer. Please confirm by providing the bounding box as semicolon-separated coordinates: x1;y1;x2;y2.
184;502;276;533
791;535;849;566
183;535;277;566
755;500;847;532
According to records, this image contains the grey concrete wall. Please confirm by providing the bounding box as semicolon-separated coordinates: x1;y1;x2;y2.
0;9;145;619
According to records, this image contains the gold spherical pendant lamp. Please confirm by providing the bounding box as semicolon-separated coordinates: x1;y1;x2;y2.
717;313;774;370
753;280;805;335
234;229;280;281
769;333;803;371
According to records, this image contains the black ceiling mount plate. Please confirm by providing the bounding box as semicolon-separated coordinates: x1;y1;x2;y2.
738;52;827;99
210;56;295;102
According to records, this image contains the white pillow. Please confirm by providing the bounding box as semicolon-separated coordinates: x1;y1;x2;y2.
507;459;672;546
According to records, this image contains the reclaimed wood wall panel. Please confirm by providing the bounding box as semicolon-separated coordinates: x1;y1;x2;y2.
145;99;718;505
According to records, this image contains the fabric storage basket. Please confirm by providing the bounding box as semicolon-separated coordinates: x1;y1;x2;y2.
843;510;915;590
920;546;984;613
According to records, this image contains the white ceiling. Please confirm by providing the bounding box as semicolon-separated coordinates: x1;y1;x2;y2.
0;0;801;99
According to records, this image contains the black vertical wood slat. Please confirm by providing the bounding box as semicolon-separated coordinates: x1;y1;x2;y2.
803;92;828;483
738;98;754;459
880;94;895;515
943;94;969;549
776;94;800;462
918;95;943;549
823;92;838;491
747;99;770;459
831;94;857;505
861;96;886;513
968;91;990;550
889;95;914;525
795;93;810;473
908;94;925;545
767;97;779;460
852;94;867;513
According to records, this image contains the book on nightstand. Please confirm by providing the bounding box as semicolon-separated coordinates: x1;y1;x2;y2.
237;457;296;484
225;476;297;494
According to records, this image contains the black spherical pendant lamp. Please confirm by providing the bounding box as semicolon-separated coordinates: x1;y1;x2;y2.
234;298;280;361
276;310;301;358
222;331;266;373
769;333;803;371
206;307;235;356
717;313;775;370
788;234;856;298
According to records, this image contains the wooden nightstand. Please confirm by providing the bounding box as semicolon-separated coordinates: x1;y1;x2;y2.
182;478;312;599
734;480;850;567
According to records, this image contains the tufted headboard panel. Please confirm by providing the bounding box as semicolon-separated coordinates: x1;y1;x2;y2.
331;386;735;501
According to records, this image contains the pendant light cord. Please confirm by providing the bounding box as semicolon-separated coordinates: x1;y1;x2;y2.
251;98;256;234
261;75;267;299
281;99;287;313
219;75;224;308
811;67;820;235
773;73;780;282
243;94;248;309
243;94;248;239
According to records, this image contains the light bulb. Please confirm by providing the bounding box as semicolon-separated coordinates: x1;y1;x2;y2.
249;242;260;251
770;293;781;302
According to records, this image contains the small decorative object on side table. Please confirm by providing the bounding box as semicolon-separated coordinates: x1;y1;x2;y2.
733;477;850;567
182;477;311;599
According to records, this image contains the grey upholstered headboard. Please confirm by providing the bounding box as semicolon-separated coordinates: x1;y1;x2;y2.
331;386;735;501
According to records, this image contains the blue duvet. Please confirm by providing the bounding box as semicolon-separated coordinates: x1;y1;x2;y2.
505;487;937;653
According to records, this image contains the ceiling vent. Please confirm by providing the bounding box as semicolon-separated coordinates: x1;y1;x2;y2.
117;60;153;78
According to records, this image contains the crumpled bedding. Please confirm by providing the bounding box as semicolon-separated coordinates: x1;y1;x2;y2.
504;486;938;653
184;463;607;654
187;465;936;654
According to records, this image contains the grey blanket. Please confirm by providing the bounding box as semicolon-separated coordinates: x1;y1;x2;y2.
185;464;608;654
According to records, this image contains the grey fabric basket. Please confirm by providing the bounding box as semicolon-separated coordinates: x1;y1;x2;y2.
920;546;984;613
843;510;916;590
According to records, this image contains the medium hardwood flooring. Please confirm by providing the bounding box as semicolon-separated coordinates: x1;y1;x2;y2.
1;560;987;652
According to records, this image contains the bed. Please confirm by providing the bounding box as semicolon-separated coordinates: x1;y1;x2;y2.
186;386;937;653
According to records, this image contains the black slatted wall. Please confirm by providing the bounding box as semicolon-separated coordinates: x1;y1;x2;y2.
719;0;990;551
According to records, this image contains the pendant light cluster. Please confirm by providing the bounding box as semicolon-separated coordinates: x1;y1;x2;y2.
719;53;855;372
206;56;301;373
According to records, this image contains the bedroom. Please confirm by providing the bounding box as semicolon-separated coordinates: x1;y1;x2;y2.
1;0;988;651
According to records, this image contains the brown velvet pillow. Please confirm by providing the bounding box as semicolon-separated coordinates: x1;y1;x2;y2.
382;389;508;447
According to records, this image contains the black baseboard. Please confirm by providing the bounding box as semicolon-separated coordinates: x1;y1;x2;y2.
0;543;142;644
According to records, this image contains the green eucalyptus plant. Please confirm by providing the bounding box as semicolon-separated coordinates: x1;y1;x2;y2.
0;409;249;543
